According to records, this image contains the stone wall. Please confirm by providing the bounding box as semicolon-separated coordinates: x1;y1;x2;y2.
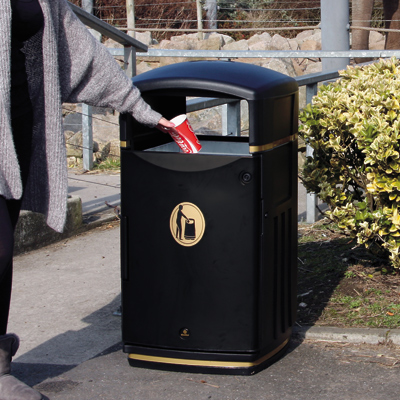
136;30;323;76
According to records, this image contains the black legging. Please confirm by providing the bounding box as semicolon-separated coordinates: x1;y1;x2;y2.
0;110;33;335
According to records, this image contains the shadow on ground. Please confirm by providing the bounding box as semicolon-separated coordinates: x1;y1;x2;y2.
12;294;122;387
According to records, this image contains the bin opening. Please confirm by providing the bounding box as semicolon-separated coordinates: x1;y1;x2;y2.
146;139;251;156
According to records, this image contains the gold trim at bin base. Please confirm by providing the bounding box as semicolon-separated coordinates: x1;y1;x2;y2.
250;133;298;153
120;140;130;148
128;339;289;370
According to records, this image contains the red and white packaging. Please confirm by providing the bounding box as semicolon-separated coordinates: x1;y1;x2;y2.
163;115;202;154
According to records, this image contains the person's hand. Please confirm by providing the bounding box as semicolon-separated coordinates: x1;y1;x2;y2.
156;117;175;131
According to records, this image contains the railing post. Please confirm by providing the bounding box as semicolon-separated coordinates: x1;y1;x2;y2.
124;45;136;78
82;103;93;171
222;101;241;136
81;2;96;171
321;0;350;71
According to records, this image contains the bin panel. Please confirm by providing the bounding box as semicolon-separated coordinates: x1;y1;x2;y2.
121;150;262;352
248;94;297;150
260;141;298;346
121;61;298;374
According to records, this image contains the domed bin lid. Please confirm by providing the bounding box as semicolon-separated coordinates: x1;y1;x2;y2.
131;60;299;151
132;60;298;100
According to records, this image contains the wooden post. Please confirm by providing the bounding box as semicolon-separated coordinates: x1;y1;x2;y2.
196;0;203;40
82;0;93;14
206;0;217;31
126;0;135;38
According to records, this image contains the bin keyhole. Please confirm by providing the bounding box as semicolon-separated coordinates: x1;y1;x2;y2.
240;172;252;184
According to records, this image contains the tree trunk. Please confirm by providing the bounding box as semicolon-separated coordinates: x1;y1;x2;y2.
352;0;374;63
384;0;400;50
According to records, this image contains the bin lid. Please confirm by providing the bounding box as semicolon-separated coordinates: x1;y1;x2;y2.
132;61;297;100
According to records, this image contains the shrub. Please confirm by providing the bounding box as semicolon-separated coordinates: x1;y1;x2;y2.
299;57;400;270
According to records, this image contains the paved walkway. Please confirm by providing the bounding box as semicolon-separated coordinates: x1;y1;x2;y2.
67;171;121;217
5;171;399;399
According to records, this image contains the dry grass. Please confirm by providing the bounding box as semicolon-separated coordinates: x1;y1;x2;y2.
297;219;400;329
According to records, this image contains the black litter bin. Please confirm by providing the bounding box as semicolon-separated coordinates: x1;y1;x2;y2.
120;61;298;375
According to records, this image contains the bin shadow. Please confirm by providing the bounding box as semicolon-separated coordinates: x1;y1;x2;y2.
11;294;122;387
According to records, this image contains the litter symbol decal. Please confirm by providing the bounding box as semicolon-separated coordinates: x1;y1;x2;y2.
170;203;205;247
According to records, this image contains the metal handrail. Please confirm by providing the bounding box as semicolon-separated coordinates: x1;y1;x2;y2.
108;48;400;60
70;2;142;170
68;1;147;51
142;49;400;59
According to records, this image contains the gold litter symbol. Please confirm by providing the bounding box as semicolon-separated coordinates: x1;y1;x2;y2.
170;202;205;247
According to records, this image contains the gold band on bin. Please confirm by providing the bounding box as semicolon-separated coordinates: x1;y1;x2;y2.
128;338;289;369
249;133;298;153
120;141;130;148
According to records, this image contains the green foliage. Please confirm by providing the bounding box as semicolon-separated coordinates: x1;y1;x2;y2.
299;57;400;270
93;157;121;171
344;271;357;279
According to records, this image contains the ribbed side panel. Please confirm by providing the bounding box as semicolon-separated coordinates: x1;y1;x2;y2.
273;216;279;340
280;211;287;334
272;209;293;339
287;210;293;328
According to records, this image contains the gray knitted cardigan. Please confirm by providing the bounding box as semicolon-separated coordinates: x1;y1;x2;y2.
0;0;162;232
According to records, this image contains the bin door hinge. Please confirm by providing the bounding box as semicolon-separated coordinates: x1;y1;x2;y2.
121;216;129;281
261;199;267;237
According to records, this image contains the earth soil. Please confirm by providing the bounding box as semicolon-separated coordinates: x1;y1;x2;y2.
297;220;400;329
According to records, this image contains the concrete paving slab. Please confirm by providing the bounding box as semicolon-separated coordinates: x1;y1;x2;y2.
294;325;400;345
8;225;121;366
11;337;400;400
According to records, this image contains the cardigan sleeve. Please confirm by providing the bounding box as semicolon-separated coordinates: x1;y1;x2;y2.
56;0;162;127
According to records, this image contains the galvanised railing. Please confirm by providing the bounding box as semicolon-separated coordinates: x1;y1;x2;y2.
71;3;400;223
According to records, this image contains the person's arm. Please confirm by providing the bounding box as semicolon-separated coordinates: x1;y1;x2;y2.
157;117;175;129
56;0;169;127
